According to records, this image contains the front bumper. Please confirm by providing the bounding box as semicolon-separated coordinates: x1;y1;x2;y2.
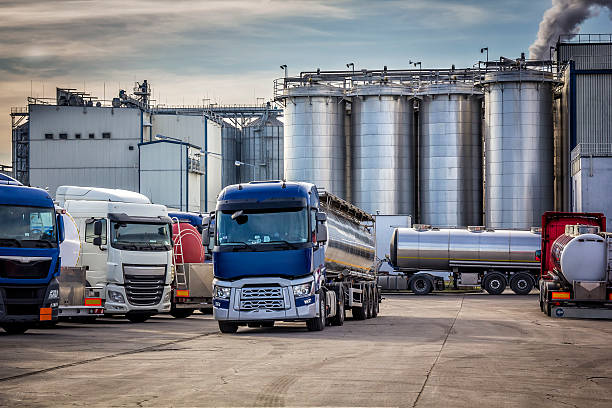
104;284;172;314
213;276;318;322
0;279;59;324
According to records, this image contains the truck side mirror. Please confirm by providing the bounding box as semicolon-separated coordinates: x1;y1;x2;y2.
316;223;328;243
93;237;102;246
57;215;65;243
94;220;103;236
316;212;327;222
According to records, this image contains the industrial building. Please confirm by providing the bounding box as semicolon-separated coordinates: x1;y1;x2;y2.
274;34;612;229
10;82;283;212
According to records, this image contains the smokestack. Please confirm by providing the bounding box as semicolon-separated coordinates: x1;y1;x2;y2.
529;0;612;60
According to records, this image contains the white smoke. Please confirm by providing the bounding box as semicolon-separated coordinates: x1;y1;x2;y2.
529;0;612;60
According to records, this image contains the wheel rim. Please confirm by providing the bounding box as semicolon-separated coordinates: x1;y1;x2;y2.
517;279;528;290
490;279;501;290
416;280;425;290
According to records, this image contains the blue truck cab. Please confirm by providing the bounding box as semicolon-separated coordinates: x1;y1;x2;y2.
0;179;64;334
209;181;330;332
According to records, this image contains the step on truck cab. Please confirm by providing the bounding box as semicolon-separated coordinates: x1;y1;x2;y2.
0;176;65;334
56;186;173;323
206;181;380;333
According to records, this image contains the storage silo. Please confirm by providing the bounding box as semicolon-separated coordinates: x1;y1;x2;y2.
282;85;346;198
418;83;483;227
349;84;415;214
221;124;239;187
240;114;283;183
482;70;555;229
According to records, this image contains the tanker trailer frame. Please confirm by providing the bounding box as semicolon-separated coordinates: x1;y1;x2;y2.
538;212;612;319
389;225;542;295
208;181;380;333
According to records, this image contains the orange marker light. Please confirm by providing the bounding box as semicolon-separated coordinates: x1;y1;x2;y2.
40;307;52;321
176;290;190;297
551;292;571;300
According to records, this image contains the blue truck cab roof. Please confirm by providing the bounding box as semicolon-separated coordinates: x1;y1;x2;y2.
167;211;204;227
217;181;319;210
0;184;55;208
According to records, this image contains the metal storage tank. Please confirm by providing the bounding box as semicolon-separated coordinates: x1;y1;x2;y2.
418;83;483;227
349;84;415;214
282;85;346;198
482;70;555;229
240;114;283;183
221;124;239;187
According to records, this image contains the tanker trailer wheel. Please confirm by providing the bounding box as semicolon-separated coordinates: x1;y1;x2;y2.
330;287;345;326
218;321;239;333
170;308;194;319
366;286;373;319
483;273;507;295
307;292;326;331
372;287;379;318
410;276;433;295
510;273;534;295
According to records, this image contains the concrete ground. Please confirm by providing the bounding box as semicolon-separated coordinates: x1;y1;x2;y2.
1;293;611;407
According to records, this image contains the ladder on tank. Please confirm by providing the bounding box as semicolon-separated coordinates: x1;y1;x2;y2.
171;217;188;292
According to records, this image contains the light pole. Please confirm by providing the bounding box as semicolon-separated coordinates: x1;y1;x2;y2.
480;47;489;62
280;64;288;78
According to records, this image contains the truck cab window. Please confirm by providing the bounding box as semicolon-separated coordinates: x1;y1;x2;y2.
85;219;107;244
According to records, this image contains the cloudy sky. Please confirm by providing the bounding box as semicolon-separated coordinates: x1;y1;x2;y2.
1;0;611;166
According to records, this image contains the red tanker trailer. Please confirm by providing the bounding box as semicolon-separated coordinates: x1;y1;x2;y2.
539;211;612;318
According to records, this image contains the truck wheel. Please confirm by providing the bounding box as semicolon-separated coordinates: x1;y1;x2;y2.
545;302;552;317
410;276;433;295
170;308;194;319
126;313;150;323
218;321;239;333
307;294;326;331
372;287;379;318
352;287;367;320
510;273;534;295
365;286;373;319
483;273;507;295
330;288;345;326
1;324;29;334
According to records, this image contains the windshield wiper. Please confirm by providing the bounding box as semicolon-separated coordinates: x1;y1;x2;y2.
224;241;257;251
27;240;53;248
0;238;22;247
268;240;299;249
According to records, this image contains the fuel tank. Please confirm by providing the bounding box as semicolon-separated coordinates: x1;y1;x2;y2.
551;225;607;283
390;226;541;271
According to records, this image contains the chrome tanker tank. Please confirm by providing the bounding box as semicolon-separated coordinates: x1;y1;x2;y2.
390;225;541;270
282;85;346;199
320;192;375;274
349;84;415;214
551;225;607;283
482;70;555;229
418;83;483;227
240;115;284;183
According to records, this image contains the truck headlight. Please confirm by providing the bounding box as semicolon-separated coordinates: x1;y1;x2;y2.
108;290;125;303
214;286;231;299
292;282;313;298
48;289;59;300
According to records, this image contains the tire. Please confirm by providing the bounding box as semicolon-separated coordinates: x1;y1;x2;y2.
330;288;345;326
410;276;433;295
483;273;507;295
126;313;150;323
545;302;552;317
365;286;373;319
260;321;274;328
1;323;29;334
219;321;239;333
352;287;367;320
510;273;534;295
170;308;194;319
306;293;326;331
372;287;379;318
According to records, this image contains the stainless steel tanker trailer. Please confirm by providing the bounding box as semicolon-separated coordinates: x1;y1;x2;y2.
388;225;541;295
539;212;612;318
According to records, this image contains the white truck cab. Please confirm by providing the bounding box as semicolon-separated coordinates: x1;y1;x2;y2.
56;186;173;322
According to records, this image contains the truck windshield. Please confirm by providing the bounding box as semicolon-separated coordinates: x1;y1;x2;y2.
0;205;57;248
217;207;308;247
110;222;172;251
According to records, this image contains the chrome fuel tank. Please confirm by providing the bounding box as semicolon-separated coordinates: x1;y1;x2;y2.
418;83;483;227
349;84;415;214
282;85;346;199
390;226;541;271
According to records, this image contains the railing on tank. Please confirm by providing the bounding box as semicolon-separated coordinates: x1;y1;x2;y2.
571;143;612;161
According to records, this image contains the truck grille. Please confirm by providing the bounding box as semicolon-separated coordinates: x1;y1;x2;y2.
0;259;51;279
123;265;166;306
0;285;46;315
239;287;284;311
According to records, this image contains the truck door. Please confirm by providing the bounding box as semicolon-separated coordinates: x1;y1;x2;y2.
81;218;108;286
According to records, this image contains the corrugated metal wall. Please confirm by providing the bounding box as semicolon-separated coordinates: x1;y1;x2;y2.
558;43;612;70
575;74;612;146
